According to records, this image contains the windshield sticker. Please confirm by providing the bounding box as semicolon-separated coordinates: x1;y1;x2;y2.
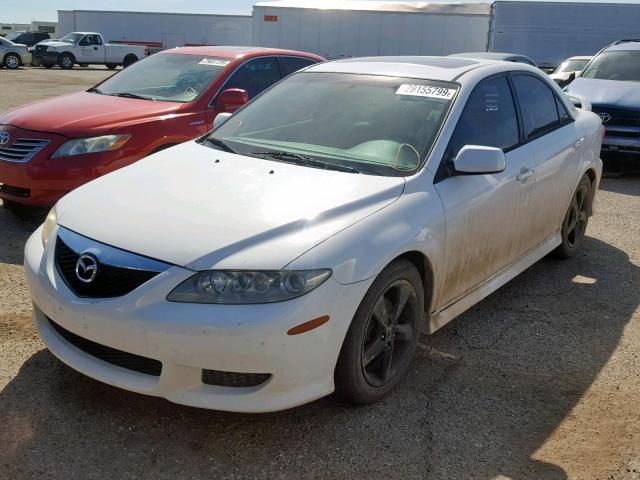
395;84;456;100
199;58;230;67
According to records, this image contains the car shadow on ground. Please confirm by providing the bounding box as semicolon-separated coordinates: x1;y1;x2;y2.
0;235;637;479
0;203;45;264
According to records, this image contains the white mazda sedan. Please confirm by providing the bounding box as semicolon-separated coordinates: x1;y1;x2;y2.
25;57;602;412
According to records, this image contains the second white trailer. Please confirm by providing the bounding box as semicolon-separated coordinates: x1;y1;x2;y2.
58;10;252;49
252;1;492;59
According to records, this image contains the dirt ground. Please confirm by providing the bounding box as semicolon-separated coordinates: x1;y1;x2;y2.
0;67;639;480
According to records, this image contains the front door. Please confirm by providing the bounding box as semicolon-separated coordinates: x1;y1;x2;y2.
77;34;105;63
434;75;538;309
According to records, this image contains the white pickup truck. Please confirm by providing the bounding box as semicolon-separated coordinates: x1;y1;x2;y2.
34;32;146;70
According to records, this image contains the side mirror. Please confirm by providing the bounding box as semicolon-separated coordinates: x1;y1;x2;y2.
566;94;592;111
454;145;506;175
213;112;232;130
216;88;248;108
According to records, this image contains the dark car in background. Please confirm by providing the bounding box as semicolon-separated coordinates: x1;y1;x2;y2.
4;31;50;47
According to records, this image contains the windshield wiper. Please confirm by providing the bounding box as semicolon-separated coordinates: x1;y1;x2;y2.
110;92;155;101
87;87;103;94
204;137;236;153
252;151;359;174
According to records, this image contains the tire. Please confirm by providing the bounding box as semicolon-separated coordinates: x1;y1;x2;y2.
122;55;137;68
79;63;89;68
2;200;32;219
553;174;593;259
335;258;424;405
106;63;118;70
59;53;75;70
4;53;20;69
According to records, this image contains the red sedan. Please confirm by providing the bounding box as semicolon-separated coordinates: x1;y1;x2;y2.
0;46;324;209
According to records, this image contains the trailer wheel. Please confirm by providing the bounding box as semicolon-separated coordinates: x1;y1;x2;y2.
106;63;118;70
122;55;138;68
59;53;75;70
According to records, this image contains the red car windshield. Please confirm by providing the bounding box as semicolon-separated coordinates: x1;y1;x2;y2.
93;53;231;102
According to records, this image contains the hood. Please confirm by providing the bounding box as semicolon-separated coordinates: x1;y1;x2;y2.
566;78;640;109
56;141;406;271
39;41;73;48
0;91;183;137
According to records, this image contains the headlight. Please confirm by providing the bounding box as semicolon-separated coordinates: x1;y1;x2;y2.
41;206;57;247
52;134;131;158
167;269;332;304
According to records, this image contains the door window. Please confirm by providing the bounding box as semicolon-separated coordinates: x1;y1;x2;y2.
224;57;281;99
80;35;102;46
512;74;560;138
280;56;317;76
443;76;520;168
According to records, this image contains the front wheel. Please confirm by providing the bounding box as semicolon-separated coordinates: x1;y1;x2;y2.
335;259;424;405
553;174;592;258
59;53;74;69
4;53;20;69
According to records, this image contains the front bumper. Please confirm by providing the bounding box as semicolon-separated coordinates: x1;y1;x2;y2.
24;226;371;412
0;125;142;207
601;134;640;155
20;52;32;66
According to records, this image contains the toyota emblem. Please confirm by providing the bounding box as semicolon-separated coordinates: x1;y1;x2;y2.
75;253;99;283
0;131;9;145
598;112;611;123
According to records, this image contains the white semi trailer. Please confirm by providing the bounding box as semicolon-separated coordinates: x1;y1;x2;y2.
489;1;640;69
251;1;493;59
57;10;252;50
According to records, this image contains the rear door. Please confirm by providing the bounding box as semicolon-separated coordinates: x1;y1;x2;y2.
510;73;582;243
434;75;538;308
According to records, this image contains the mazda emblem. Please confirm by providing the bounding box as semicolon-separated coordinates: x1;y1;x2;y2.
75;253;99;283
598;112;611;123
0;131;9;145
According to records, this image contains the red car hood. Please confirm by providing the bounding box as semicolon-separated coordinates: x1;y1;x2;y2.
0;91;183;138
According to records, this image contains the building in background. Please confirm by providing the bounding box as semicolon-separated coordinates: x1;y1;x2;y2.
252;1;492;59
0;21;56;37
57;10;252;49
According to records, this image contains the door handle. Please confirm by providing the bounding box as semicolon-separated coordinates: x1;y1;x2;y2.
516;167;535;183
573;137;585;148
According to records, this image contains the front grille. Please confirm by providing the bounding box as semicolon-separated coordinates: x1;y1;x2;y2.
54;236;160;298
0;184;30;198
48;317;162;376
0;138;50;163
34;44;48;59
593;106;640;129
202;369;271;388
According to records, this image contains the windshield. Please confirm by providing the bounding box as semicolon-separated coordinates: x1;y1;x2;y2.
554;59;590;74
4;32;20;42
207;72;457;176
60;33;84;44
93;53;230;102
581;51;640;82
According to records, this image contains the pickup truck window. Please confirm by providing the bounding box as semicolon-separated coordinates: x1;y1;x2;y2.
80;35;102;46
94;53;230;103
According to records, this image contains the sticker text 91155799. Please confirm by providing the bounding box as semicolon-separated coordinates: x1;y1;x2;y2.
395;84;456;100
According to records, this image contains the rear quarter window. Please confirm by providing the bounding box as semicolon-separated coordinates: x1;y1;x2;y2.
280;57;318;77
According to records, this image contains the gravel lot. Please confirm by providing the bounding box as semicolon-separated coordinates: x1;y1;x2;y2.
1;67;639;480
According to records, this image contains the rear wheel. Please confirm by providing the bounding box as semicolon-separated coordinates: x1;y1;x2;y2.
59;53;74;70
4;53;20;69
122;55;137;68
335;259;424;405
553;174;592;258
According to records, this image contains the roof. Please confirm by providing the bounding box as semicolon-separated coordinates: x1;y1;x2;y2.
306;56;491;81
607;40;640;51
160;45;324;60
449;52;529;60
254;1;492;15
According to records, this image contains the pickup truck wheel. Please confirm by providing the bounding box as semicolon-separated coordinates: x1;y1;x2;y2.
122;55;138;68
59;53;75;70
4;53;20;69
553;174;592;259
79;63;89;67
335;259;423;405
106;63;118;70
